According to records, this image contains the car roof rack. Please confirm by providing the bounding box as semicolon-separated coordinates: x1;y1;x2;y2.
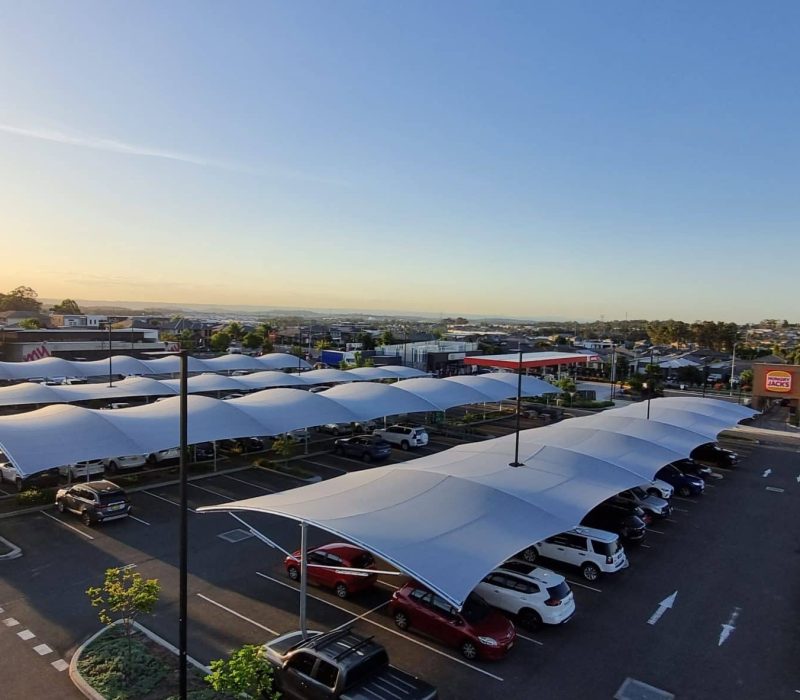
333;633;376;662
288;626;353;653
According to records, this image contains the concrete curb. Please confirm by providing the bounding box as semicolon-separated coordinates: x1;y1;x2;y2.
70;619;209;700
0;535;22;560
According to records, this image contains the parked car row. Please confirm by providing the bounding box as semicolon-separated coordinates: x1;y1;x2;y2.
276;444;735;663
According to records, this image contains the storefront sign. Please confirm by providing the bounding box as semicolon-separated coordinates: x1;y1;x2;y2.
765;370;792;393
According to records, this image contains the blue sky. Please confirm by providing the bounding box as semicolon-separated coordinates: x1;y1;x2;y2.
1;1;798;321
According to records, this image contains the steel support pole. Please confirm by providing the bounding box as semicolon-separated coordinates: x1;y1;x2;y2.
178;350;188;700
510;347;523;467
300;521;309;639
107;324;113;388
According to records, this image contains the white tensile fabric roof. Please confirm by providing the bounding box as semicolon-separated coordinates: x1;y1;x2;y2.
0;352;312;381
0;394;755;607
200;397;755;607
0;374;561;472
0;368;558;408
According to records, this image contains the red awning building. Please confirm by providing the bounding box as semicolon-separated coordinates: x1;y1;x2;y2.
464;351;600;371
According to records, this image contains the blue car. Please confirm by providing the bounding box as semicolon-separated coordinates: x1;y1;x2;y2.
656;463;705;497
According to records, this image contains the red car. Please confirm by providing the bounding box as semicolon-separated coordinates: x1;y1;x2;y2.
388;582;516;660
284;543;377;598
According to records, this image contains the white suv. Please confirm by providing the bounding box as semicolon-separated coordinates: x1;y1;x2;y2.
59;460;105;481
521;527;629;581
475;562;575;630
372;425;429;450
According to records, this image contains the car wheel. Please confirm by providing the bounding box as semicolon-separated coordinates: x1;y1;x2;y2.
460;639;479;660
81;511;92;527
335;582;348;599
362;453;372;463
679;485;691;497
521;547;537;564
57;500;66;513
400;441;410;451
394;611;409;630
581;563;600;582
287;566;300;581
518;608;542;631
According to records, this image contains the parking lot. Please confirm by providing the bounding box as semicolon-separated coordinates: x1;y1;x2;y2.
1;421;799;699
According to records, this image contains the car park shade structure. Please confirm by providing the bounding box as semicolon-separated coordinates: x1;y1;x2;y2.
198;397;755;609
0;352;313;381
0;374;561;474
464;351;600;370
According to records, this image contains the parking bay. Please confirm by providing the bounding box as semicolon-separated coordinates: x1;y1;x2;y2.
1;438;799;698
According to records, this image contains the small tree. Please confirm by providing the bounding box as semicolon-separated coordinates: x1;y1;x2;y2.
205;644;279;699
18;318;41;329
86;567;160;680
243;331;264;350
739;368;753;389
272;435;295;465
210;331;232;352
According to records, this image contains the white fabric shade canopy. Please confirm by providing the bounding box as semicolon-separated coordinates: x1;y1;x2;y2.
0;373;562;472
0;352;312;381
200;397;755;607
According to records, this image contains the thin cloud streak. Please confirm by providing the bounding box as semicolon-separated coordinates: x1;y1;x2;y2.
0;121;351;185
0;121;244;170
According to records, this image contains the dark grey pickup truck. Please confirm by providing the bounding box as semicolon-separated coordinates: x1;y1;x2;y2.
265;627;438;700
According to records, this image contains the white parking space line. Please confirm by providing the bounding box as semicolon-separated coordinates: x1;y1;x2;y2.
563;579;602;593
671;507;689;513
255;572;504;682
33;643;53;655
17;629;35;640
330;600;391;632
221;475;275;492
142;490;198;513
190;483;234;500
2;618;20;627
302;459;347;474
51;659;69;672
128;515;151;526
647;528;665;535
196;593;279;635
377;580;401;591
665;519;679;524
41;512;95;540
640;544;652;549
765;486;785;493
515;632;544;646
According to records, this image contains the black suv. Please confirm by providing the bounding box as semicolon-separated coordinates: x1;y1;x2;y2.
55;480;131;526
690;443;738;468
581;501;647;544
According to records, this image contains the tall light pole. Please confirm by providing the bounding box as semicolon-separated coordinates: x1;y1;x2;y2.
510;345;524;467
105;321;114;388
178;350;189;699
729;342;738;397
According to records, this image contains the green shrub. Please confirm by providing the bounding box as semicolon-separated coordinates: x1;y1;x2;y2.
78;632;167;699
16;487;56;506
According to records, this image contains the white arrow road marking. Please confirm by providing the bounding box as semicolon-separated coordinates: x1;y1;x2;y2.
718;606;741;646
647;591;678;625
762;468;772;477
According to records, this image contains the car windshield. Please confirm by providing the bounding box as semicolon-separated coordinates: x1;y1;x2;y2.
461;594;491;624
547;582;571;600
631;486;647;498
595;540;621;556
